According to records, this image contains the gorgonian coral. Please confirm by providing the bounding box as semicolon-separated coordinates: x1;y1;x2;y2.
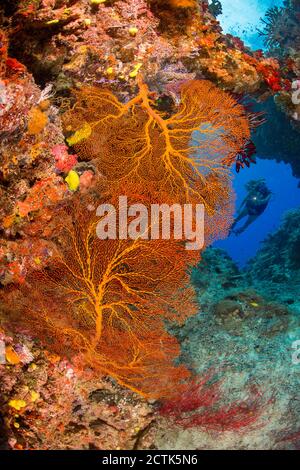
168;0;198;7
159;372;267;432
63;78;250;213
5;190;199;399
2;78;247;399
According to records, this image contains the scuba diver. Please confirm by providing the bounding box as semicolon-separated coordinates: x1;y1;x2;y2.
231;179;272;235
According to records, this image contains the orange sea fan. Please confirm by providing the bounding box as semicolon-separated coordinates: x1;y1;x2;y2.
150;0;198;8
5;192;198;399
168;0;198;7
63;79;250;214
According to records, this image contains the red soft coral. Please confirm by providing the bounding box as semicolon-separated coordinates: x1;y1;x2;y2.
159;373;267;432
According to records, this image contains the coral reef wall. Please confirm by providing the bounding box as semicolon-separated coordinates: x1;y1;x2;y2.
1;0;299;451
0;0;289;285
247;207;300;306
257;0;300;178
2;0;286;96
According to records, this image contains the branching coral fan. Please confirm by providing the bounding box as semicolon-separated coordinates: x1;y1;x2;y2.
3;78;249;402
5;192;199;398
168;0;198;7
159;372;267;431
63;78;250;213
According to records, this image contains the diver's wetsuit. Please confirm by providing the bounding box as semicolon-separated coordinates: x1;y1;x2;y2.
231;185;272;235
246;196;269;216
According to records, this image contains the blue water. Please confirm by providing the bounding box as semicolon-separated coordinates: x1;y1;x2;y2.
212;0;300;267
215;160;300;266
219;0;284;50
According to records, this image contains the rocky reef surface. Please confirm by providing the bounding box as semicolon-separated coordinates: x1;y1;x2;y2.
157;211;300;450
0;325;158;450
247;207;300;308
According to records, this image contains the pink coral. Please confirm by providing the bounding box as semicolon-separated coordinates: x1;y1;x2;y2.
51;144;78;173
79;170;95;190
